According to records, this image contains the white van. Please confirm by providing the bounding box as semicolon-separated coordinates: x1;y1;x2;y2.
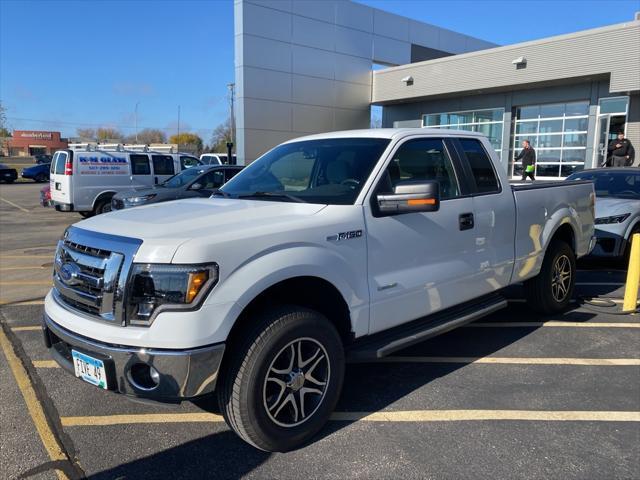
200;153;236;165
50;146;201;216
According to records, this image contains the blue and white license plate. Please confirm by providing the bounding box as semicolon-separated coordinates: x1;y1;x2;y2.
71;350;108;389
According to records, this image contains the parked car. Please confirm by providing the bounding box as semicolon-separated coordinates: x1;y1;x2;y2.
22;163;51;182
200;153;236;165
43;129;595;451
34;154;53;164
40;184;52;207
49;147;202;216
111;165;243;210
566;167;640;259
0;163;17;183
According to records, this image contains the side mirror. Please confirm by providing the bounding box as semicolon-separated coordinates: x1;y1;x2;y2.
377;180;440;215
190;182;203;191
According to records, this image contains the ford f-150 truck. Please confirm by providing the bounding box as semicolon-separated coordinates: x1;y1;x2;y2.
43;129;595;451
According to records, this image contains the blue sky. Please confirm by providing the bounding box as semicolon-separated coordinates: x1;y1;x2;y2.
1;0;638;144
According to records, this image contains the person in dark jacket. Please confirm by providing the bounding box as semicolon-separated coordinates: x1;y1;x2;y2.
515;139;536;181
607;131;634;167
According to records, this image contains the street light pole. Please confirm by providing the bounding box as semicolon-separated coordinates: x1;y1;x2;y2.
134;101;140;143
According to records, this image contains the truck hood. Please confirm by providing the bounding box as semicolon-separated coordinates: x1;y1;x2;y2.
595;197;640;218
76;198;327;262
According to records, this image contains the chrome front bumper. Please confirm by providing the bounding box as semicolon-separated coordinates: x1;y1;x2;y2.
43;313;225;401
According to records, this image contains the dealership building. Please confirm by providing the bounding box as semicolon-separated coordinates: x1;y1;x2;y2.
234;0;640;178
4;130;69;156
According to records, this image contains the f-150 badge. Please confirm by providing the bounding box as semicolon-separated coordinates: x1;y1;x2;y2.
326;230;363;242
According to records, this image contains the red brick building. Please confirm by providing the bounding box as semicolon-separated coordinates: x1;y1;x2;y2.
5;130;68;156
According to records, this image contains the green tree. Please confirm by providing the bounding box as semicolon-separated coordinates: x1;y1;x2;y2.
169;132;203;154
209;120;233;153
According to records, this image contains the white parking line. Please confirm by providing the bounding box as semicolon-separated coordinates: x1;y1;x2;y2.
374;357;640;366
0;196;30;213
468;322;639;328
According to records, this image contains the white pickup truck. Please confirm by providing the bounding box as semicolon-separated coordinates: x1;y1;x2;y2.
43;129;595;451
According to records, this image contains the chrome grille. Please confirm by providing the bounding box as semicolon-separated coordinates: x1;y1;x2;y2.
52;226;141;325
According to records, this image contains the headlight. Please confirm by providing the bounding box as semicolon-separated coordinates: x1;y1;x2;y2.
595;213;631;225
123;194;156;206
126;263;218;324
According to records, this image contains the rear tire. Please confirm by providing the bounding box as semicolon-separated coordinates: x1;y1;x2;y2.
218;306;344;452
524;240;576;314
93;198;113;215
35;173;47;183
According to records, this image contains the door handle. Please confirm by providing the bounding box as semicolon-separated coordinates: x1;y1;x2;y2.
459;212;474;231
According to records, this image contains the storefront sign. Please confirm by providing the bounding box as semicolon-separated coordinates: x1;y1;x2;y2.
19;131;53;140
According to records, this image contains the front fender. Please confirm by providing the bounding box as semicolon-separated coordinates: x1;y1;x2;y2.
203;244;369;341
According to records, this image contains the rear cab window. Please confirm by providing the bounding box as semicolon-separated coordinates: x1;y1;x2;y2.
457;138;500;194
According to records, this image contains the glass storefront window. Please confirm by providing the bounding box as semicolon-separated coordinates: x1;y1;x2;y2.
422;108;505;158
511;100;589;178
599;97;628;114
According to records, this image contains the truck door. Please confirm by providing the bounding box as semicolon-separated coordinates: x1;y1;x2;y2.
151;154;175;184
452;137;516;291
364;137;481;334
129;154;153;188
50;150;73;207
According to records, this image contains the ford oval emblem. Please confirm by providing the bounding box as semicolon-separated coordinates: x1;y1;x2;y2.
59;262;81;285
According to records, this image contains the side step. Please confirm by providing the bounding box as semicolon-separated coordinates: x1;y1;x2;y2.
347;293;508;361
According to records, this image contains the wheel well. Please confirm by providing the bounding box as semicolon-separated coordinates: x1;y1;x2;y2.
551;223;576;252
227;276;353;348
92;192;115;210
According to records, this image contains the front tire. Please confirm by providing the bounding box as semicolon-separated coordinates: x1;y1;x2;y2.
93;199;112;215
218;306;344;452
524;240;576;314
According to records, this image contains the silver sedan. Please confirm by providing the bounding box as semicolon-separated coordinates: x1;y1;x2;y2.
566;167;640;259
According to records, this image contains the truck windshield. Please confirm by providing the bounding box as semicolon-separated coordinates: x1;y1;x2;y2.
220;138;390;204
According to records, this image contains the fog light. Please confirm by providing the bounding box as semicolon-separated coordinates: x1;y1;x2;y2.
129;363;160;390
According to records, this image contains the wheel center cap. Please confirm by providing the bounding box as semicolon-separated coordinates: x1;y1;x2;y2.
287;371;305;392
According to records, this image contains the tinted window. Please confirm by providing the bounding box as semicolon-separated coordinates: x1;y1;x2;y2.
221;138;390;205
379;138;460;200
130;154;150;175
152;155;175;175
163;167;204;188
567;171;640;199
180;156;200;169
458;138;500;194
200;170;226;189
225;168;241;182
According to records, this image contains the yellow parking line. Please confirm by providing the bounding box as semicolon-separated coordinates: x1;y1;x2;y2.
0;266;46;271
330;410;640;423
0;255;53;259
0;196;30;213
62;412;225;426
0;300;45;306
468;322;640;328
61;410;640;427
0;281;52;285
11;326;43;332
33;360;59;369
376;357;640;366
0;327;70;480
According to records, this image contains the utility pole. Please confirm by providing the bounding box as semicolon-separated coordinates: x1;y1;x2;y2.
227;83;235;164
176;105;181;152
134;101;140;143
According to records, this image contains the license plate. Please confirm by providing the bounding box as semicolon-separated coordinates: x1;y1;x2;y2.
71;350;108;389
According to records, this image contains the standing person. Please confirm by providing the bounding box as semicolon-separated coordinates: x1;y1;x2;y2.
515;139;536;181
607;131;634;167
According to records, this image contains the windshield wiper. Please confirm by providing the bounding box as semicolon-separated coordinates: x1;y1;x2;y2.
211;189;231;198
238;191;306;203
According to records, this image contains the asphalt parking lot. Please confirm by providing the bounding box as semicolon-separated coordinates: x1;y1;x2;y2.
1;182;639;480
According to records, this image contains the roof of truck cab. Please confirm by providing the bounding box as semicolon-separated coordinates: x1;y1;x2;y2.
286;128;484;143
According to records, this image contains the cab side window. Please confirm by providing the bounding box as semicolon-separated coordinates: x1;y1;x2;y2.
200;170;226;189
152;155;175;175
130;154;151;175
458;138;500;194
180;156;200;169
379;138;460;200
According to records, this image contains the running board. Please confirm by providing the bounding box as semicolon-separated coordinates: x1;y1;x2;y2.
347;293;508;361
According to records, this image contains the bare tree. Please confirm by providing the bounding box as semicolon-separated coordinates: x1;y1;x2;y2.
209;120;233;152
76;128;96;140
124;128;167;145
96;127;123;142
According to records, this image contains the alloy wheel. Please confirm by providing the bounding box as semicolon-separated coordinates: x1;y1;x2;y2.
551;254;572;302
